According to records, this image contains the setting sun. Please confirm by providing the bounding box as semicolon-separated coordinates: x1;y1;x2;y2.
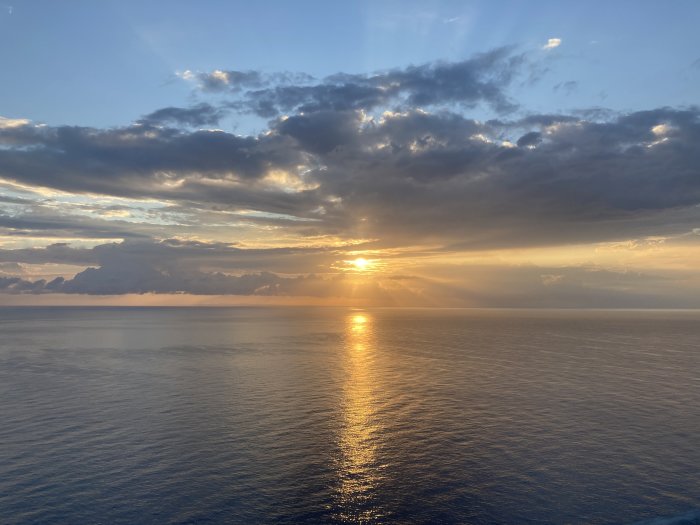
352;257;370;270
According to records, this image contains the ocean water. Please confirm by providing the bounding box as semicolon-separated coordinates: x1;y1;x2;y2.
0;307;698;525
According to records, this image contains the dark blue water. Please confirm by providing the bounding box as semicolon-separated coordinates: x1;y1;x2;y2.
0;307;698;524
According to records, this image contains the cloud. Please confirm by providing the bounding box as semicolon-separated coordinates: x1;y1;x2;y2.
515;131;542;147
0;116;30;129
301;107;700;248
0;122;323;217
1;104;700;252
0;239;292;295
181;69;315;93
543;38;562;50
0;262;24;275
0;239;424;304
3;239;700;308
0;212;153;239
276;110;363;154
0;239;339;277
138;103;226;128
3;48;700;305
0;243;96;266
192;48;523;116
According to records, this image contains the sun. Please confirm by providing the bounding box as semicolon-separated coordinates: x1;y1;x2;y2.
343;256;381;272
352;257;369;270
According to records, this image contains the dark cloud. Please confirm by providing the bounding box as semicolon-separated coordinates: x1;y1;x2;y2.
276;110;363;154
0;122;326;217
58;263;283;295
279;107;700;250
0;212;152;239
1;105;700;251
516;131;542;147
0;239;292;294
0;239;338;277
0;195;33;205
0;276;51;294
0;243;96;266
138;103;225;128
206;48;523;116
0;124;303;185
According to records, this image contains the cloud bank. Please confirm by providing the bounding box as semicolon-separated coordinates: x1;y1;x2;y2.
2;48;700;306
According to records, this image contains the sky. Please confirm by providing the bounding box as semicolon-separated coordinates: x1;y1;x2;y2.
1;0;700;307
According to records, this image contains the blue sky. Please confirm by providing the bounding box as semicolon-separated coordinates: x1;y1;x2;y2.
2;0;699;130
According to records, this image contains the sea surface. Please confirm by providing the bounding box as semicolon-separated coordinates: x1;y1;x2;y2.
0;307;699;524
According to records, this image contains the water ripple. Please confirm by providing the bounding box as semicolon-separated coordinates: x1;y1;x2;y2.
0;307;699;524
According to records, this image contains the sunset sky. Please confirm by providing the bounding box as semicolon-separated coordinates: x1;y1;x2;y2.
2;0;700;307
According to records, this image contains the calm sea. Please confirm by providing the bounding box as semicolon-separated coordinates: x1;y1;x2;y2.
0;307;698;524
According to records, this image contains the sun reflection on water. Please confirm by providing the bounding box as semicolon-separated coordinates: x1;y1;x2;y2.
334;311;385;523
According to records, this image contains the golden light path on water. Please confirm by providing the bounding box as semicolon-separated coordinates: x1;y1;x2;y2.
335;312;385;523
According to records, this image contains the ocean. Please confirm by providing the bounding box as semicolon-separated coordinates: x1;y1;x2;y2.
0;307;698;524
